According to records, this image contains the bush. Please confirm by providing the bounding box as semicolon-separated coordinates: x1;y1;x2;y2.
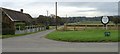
2;22;15;35
2;28;15;35
46;26;49;29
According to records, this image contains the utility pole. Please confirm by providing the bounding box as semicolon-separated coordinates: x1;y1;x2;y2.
65;14;68;31
66;14;68;24
46;10;49;29
66;14;67;18
55;2;57;30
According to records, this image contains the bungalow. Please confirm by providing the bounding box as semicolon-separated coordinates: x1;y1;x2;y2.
1;7;32;35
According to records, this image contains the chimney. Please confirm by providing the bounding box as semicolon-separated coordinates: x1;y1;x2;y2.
20;9;23;13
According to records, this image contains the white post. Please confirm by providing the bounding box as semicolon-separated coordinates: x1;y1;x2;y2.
30;25;31;32
106;24;107;30
19;26;20;33
27;26;29;33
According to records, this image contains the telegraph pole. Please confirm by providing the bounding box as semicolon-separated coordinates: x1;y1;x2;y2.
65;14;68;30
66;14;67;24
46;10;49;29
55;2;57;30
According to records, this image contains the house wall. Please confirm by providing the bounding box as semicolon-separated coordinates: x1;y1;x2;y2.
2;11;15;35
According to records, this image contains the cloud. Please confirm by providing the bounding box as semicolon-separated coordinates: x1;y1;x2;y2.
1;1;119;17
1;0;120;2
58;2;118;17
75;8;97;12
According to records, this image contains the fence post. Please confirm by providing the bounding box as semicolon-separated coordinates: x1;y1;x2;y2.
39;25;40;31
74;25;75;31
19;26;21;33
32;25;33;32
64;24;67;31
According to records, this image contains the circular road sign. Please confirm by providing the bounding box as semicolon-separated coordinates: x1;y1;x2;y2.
101;16;109;24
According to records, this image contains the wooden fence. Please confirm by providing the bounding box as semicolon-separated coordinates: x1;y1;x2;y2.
64;24;119;31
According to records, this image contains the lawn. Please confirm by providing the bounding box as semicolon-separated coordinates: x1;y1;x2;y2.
46;29;118;42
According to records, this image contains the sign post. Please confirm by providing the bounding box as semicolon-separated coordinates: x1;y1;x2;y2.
101;16;110;37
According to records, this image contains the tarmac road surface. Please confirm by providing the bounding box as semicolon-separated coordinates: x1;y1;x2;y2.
2;29;118;52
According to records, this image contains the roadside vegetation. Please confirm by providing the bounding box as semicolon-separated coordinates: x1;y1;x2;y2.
2;31;42;39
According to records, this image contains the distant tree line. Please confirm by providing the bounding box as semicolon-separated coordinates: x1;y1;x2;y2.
62;16;120;25
32;15;120;26
32;15;64;26
108;16;120;25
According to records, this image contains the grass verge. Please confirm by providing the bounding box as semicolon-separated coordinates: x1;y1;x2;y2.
2;31;43;39
46;29;118;42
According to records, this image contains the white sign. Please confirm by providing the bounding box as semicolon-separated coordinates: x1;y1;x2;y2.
102;16;109;24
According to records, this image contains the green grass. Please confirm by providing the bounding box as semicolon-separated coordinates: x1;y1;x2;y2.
2;31;42;39
46;29;118;42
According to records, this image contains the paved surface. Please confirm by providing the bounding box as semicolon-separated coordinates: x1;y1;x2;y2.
2;29;118;52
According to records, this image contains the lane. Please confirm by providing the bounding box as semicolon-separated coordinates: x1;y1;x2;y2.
2;29;118;52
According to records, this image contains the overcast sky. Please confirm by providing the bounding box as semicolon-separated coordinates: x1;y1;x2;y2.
1;0;120;17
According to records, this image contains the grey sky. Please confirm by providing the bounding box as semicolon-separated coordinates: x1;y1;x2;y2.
1;0;119;17
58;2;118;17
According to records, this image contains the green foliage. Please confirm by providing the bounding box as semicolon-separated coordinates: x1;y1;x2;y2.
46;29;118;42
15;22;26;30
35;15;64;26
2;22;15;35
110;16;120;25
46;26;49;29
2;29;15;35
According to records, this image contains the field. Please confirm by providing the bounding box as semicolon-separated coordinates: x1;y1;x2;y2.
46;29;118;42
67;21;115;25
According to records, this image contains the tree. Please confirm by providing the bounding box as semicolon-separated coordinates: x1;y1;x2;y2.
110;16;120;25
109;16;120;29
